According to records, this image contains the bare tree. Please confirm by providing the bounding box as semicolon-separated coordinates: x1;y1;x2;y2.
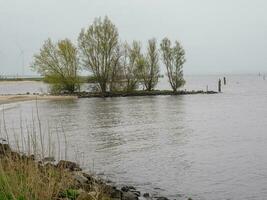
140;38;160;91
31;38;80;93
78;16;119;93
160;38;186;92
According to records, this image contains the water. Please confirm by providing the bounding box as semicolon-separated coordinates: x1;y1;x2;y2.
1;75;267;200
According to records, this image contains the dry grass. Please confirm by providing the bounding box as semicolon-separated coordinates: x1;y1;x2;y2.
0;101;114;200
0;102;75;200
0;154;74;200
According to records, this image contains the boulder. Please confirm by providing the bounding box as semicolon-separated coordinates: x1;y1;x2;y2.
157;197;169;200
121;186;136;192
0;143;11;155
57;160;82;171
74;172;89;185
76;192;94;200
143;193;150;198
109;187;122;199
122;191;139;200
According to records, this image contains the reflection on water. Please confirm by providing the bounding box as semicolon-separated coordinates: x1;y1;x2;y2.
1;75;267;200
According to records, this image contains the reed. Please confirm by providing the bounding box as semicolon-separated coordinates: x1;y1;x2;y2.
0;103;74;200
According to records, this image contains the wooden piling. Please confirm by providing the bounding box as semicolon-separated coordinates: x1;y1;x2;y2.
218;79;222;93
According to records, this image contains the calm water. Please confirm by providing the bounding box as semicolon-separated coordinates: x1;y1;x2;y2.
1;75;267;200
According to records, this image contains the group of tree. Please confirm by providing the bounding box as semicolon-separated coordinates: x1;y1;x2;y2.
32;16;186;94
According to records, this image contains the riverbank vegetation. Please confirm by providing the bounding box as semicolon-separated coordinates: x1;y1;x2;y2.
0;108;114;200
31;16;186;95
0;108;166;200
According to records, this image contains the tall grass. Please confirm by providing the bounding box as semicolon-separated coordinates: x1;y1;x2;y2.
0;102;74;200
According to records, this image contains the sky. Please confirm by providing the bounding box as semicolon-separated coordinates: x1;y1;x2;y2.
0;0;267;76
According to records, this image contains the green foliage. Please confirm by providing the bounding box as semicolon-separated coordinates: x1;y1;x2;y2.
160;38;186;92
78;16;119;93
120;41;143;92
31;38;80;94
32;16;186;94
62;189;79;200
140;38;160;91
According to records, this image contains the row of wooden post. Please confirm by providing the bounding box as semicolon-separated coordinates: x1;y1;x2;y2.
218;77;226;93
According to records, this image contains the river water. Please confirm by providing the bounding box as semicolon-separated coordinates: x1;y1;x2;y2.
1;75;267;200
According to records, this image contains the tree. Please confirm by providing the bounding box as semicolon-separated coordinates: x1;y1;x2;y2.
121;41;142;92
31;38;80;93
160;38;186;92
140;38;160;91
78;16;119;93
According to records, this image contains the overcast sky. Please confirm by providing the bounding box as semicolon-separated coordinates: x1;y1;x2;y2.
0;0;267;75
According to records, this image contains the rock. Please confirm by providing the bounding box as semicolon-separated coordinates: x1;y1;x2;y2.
110;187;122;199
157;197;169;200
122;191;138;200
44;163;56;170
143;193;150;198
42;156;55;163
82;172;94;183
57;160;82;171
74;172;89;185
0;143;11;155
121;186;136;192
142;193;153;200
131;191;140;197
76;192;94;200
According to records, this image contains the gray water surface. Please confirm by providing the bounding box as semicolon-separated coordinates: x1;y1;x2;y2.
1;75;267;200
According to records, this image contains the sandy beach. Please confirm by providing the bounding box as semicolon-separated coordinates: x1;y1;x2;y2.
0;95;78;105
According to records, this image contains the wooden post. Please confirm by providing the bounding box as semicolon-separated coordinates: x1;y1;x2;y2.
223;77;226;85
218;79;222;93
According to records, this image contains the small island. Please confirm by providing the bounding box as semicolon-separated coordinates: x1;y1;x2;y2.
29;17;217;97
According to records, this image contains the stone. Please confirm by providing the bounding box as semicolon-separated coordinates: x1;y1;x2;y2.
122;191;138;200
76;192;94;200
74;172;89;185
143;193;150;198
0;143;11;155
57;160;82;171
121;186;136;192
110;187;122;199
157;197;169;200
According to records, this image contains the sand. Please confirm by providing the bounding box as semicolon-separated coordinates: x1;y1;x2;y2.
0;95;77;105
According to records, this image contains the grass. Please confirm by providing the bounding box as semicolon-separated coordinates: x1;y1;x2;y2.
0;154;74;200
0;102;114;200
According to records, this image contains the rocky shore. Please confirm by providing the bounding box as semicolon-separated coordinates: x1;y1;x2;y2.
78;90;217;98
0;143;192;200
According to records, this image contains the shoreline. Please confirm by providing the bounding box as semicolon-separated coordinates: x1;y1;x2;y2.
0;94;78;105
78;90;218;98
0;143;182;200
0;90;218;105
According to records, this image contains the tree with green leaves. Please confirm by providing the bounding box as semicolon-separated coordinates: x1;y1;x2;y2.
78;16;119;93
120;41;143;92
31;38;80;93
160;38;186;92
140;38;160;91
